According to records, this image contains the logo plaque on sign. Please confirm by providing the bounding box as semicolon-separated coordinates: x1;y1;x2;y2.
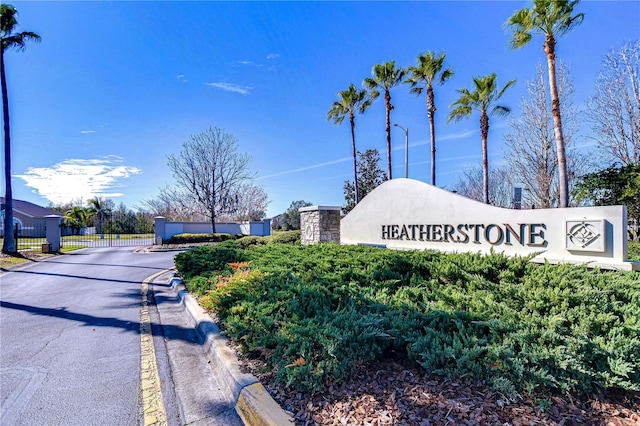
566;220;605;252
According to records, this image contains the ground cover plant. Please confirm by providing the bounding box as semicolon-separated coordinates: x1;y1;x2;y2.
166;232;241;244
174;243;640;398
629;240;640;262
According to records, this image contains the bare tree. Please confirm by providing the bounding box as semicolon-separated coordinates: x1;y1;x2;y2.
143;185;205;222
217;183;269;222
586;41;640;166
453;165;514;208
167;127;256;233
504;62;588;208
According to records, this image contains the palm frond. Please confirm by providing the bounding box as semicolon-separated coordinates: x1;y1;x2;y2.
447;105;472;123
507;0;583;48
492;105;511;117
0;4;18;35
328;83;372;124
439;68;454;85
363;77;376;90
497;79;517;99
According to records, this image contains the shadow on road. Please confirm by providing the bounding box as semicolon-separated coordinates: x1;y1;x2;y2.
0;296;210;346
3;269;148;286
43;260;169;271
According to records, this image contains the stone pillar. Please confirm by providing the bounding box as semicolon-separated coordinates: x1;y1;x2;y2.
154;216;166;245
44;215;63;252
299;206;341;245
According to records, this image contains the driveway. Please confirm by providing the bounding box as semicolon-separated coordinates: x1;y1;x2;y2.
0;247;242;425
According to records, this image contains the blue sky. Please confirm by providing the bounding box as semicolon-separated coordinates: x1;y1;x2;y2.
4;1;639;217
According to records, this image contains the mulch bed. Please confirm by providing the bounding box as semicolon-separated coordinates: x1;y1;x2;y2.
241;355;639;425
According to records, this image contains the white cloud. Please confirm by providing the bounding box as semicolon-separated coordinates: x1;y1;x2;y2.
15;156;141;205
236;60;262;67
204;82;252;95
176;74;187;82
266;53;279;60
80;130;95;134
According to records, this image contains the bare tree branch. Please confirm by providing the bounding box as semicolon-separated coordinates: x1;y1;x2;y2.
587;41;640;166
503;62;588;208
166;127;260;232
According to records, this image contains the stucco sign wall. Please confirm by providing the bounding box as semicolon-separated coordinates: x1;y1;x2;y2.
340;179;638;271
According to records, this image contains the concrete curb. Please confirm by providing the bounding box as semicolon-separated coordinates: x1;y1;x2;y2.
167;276;295;426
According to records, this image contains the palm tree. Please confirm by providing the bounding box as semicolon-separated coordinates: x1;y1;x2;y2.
64;206;89;236
364;61;406;179
87;196;111;234
448;74;516;204
506;0;584;208
327;84;373;205
1;4;40;253
405;51;454;186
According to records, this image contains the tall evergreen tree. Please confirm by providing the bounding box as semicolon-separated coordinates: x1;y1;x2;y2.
364;61;406;179
327;84;373;205
506;0;584;207
448;74;515;204
1;4;40;253
405;51;454;186
343;149;388;213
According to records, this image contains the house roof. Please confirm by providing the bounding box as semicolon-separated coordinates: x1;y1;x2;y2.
0;197;61;218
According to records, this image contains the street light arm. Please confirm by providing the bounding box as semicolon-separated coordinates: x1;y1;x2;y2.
393;123;409;179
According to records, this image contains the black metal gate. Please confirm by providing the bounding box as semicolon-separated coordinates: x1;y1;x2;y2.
62;211;154;249
7;222;47;253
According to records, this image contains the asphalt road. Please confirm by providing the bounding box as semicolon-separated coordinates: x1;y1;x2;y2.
0;247;217;425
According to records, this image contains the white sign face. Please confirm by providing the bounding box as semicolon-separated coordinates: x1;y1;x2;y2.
340;179;638;271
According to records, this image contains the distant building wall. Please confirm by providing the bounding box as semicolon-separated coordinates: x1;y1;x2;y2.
154;217;271;243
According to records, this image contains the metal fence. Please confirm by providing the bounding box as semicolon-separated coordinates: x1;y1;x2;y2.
1;223;49;254
61;211;154;249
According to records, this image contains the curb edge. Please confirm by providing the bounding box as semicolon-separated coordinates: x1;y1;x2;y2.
168;277;295;426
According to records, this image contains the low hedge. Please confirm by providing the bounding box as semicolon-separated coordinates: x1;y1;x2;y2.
175;243;640;396
166;233;242;244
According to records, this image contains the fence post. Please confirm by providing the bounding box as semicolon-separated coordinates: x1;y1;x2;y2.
44;215;63;252
154;217;166;245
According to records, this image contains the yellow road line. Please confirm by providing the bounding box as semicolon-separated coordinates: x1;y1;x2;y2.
140;270;169;426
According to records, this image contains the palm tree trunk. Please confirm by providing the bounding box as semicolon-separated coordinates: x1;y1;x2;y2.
1;50;15;253
545;34;569;208
384;90;392;179
480;112;490;204
427;86;436;185
350;113;359;204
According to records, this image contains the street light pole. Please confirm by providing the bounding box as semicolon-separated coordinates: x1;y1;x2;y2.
393;123;409;178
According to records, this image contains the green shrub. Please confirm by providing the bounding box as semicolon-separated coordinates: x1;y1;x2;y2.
267;230;302;245
629;241;640;261
167;233;241;244
175;243;640;395
237;235;268;248
174;245;246;280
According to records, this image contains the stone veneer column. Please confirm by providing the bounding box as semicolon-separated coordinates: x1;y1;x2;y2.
299;206;341;245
